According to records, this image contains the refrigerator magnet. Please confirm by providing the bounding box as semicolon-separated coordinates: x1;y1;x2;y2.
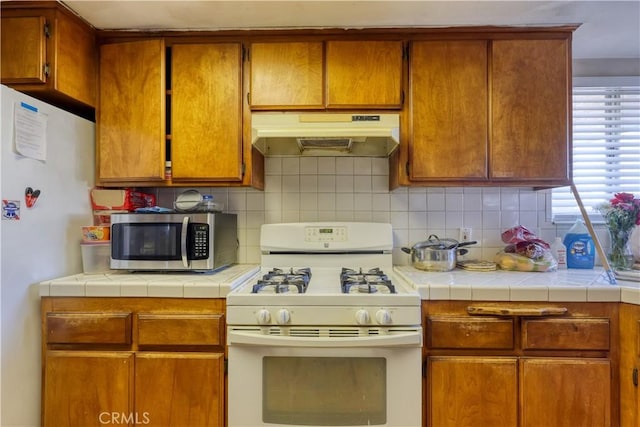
2;200;20;220
25;187;41;208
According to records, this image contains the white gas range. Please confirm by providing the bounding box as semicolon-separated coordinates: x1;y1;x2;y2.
226;222;422;427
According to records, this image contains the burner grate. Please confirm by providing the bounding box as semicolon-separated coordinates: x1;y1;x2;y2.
252;268;312;294
340;267;396;294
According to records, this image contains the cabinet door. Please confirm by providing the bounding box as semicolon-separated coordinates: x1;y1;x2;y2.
249;41;324;109
409;40;488;181
326;40;403;108
54;9;97;107
491;39;570;183
171;43;243;181
521;358;611;427
98;39;165;182
428;356;518;427
43;351;133;427
619;304;639;427
1;16;47;84
135;352;225;427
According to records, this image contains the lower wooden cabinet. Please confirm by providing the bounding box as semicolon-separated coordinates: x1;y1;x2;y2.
620;303;640;427
135;353;225;426
423;301;618;427
43;351;133;427
41;297;226;427
428;356;518;426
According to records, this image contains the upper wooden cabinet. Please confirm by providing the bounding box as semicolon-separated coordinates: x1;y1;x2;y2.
491;38;571;183
97;39;262;188
249;40;404;110
171;43;244;182
401;32;572;187
0;1;96;120
98;39;166;183
249;41;324;109
408;40;489;182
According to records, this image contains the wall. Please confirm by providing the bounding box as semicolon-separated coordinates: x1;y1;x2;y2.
156;156;607;266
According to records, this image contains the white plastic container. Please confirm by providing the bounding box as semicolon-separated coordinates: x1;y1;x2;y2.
550;237;567;269
81;242;112;274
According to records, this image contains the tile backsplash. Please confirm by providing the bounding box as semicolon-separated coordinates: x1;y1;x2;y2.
156;156;608;265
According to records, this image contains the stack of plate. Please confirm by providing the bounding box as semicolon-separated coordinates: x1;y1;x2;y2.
456;260;498;272
614;267;640;282
174;190;223;212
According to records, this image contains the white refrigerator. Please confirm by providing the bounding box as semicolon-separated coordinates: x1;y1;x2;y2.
0;85;95;426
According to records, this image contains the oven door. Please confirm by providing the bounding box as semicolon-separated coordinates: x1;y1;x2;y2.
227;327;422;427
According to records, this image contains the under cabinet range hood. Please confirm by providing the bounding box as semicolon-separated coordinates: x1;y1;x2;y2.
251;113;400;157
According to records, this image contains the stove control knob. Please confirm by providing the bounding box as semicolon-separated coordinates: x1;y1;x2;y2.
276;309;291;325
256;309;271;325
375;309;393;325
355;309;370;325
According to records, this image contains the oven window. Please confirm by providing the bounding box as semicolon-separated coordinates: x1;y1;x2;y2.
263;356;386;426
111;223;181;260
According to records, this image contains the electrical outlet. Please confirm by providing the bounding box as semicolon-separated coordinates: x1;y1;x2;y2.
459;227;472;242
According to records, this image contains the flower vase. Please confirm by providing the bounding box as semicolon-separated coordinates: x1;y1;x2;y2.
607;228;634;271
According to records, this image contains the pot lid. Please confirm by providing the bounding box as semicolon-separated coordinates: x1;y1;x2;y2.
414;234;459;250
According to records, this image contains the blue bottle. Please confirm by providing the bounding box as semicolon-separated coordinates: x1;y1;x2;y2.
563;219;595;269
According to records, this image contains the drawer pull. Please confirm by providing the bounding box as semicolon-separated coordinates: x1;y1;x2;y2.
467;306;568;317
634;368;638;387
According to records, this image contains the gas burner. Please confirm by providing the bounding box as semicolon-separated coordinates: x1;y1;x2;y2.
252;268;311;294
340;267;396;294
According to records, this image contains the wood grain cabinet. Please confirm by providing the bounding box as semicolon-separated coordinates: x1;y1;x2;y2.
402;32;572;187
97;39;263;188
41;298;226;427
248;40;404;110
423;301;618;427
0;1;96;120
620;303;640;427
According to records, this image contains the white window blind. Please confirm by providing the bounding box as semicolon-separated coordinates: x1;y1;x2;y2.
552;79;640;222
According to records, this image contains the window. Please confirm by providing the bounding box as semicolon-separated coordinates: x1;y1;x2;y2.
552;77;640;222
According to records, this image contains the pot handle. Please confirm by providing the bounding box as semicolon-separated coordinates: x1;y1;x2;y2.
457;249;468;256
401;247;412;254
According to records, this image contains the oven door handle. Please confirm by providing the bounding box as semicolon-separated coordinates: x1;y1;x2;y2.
227;330;422;347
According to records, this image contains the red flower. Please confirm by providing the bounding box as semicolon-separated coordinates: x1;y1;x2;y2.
611;192;635;205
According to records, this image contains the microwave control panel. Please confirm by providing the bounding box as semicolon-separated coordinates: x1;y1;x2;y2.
189;223;210;259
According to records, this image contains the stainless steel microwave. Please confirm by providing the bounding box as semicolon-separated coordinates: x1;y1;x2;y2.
110;213;237;272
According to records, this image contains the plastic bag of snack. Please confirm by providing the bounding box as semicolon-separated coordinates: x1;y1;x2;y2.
496;225;557;272
494;251;557;272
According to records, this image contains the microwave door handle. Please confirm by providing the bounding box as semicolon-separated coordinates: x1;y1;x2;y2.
181;216;189;268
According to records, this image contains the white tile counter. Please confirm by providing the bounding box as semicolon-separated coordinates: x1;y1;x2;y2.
39;264;260;298
394;266;640;305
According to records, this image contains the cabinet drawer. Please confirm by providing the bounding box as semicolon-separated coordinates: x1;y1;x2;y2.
46;312;132;344
137;314;224;346
427;317;514;349
522;318;610;350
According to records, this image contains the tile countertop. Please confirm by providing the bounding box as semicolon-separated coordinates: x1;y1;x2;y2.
39;264;260;298
393;266;640;305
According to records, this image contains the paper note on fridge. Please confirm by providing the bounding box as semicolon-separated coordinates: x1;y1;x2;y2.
13;102;47;161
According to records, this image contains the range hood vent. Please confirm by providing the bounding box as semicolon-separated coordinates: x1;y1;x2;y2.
251;113;400;157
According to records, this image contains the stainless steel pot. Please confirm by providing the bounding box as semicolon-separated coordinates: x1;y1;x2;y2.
401;235;477;271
